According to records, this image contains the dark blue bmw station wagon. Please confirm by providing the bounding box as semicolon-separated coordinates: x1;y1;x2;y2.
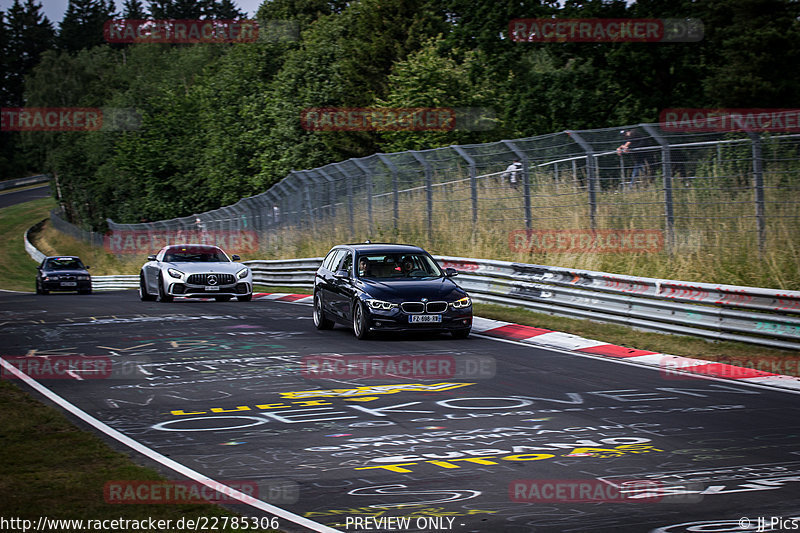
313;243;472;339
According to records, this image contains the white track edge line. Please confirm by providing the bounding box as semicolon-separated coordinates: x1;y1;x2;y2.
0;357;342;533
471;332;800;396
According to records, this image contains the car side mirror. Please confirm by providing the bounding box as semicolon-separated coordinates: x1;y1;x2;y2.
147;255;157;261
334;269;349;279
445;267;458;277
231;254;240;261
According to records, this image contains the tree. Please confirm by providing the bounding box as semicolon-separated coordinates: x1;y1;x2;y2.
121;0;147;19
3;0;55;105
698;0;800;107
205;0;245;19
1;0;55;179
58;0;116;52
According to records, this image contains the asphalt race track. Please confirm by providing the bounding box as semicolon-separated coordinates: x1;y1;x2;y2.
0;184;52;209
2;290;800;533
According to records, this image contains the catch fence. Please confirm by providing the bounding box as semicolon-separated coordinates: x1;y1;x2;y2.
98;122;800;260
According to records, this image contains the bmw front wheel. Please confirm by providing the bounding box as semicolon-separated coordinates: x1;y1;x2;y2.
313;292;334;330
352;300;370;340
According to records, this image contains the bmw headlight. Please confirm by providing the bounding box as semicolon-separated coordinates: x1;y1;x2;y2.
236;267;249;280
167;268;184;279
77;275;90;280
366;298;398;310
450;296;472;309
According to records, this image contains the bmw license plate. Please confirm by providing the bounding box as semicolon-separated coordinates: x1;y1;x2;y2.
409;314;441;323
60;282;77;287
205;286;219;291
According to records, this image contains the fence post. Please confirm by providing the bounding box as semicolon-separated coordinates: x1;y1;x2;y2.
642;124;674;253
352;159;373;236
566;130;597;229
376;154;399;233
748;132;766;255
326;164;355;240
292;171;314;231
451;145;478;229
411;151;433;242
502;140;531;230
316;168;337;219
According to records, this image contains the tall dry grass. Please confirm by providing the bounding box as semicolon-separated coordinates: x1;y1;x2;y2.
259;159;800;290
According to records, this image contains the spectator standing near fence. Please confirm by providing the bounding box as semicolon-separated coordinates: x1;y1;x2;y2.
504;159;522;189
616;129;647;188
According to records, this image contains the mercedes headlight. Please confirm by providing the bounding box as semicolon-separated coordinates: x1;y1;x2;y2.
366;298;398;310
167;268;184;279
450;296;472;309
236;267;249;279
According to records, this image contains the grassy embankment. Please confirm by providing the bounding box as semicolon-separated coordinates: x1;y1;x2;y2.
0;195;281;532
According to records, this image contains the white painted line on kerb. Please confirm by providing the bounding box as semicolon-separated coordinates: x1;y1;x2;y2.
0;357;342;533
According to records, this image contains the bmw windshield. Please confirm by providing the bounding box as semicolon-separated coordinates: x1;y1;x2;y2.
45;258;86;270
356;253;443;279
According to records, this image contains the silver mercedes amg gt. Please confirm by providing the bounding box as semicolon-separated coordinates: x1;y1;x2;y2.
138;244;253;302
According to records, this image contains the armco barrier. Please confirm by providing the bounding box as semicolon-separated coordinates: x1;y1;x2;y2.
91;275;139;291
0;174;50;191
244;256;800;350
435;256;800;350
24;220;47;264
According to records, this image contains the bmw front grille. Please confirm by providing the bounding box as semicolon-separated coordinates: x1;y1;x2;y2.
400;301;448;313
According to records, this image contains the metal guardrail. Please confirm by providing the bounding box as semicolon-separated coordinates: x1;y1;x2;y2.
24;220;47;264
245;256;800;350
91;275;139;290
0;174;50;191
245;258;322;287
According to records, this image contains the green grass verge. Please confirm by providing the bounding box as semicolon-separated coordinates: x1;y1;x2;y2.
0;197;55;292
0;382;280;532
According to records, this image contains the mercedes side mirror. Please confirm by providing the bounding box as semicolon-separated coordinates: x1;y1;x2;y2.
147;254;157;261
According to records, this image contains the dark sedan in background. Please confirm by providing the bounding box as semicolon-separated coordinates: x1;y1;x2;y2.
313;243;472;339
36;256;92;294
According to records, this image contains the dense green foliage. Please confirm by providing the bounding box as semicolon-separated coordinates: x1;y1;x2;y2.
2;0;799;229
